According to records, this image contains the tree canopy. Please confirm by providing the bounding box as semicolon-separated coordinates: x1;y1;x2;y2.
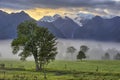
77;51;86;60
77;45;89;61
11;20;57;71
80;45;89;53
67;46;76;60
102;52;110;60
67;46;76;54
114;53;120;60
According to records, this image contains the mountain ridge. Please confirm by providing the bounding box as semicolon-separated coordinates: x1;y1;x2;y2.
0;10;120;42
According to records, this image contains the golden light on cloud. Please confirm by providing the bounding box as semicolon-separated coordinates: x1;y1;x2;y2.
0;7;109;21
0;8;68;20
0;8;96;20
0;8;22;13
25;8;67;20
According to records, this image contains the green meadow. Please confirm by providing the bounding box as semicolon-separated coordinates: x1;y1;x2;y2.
0;60;120;80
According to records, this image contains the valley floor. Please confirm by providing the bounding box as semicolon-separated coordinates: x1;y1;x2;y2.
0;60;120;80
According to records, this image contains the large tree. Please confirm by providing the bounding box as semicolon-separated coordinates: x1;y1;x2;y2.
11;21;57;71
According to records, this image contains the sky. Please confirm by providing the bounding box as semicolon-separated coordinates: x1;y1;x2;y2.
0;0;120;20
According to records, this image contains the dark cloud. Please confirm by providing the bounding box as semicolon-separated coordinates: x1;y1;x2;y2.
0;0;120;16
0;0;119;9
0;0;33;9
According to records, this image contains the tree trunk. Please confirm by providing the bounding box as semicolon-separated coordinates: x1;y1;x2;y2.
33;55;40;71
35;59;40;71
39;61;43;71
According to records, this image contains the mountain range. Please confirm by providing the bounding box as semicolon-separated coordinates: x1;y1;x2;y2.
0;10;120;42
0;10;33;39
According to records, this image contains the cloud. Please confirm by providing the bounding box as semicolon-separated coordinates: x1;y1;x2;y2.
25;8;66;20
0;0;120;16
0;0;119;10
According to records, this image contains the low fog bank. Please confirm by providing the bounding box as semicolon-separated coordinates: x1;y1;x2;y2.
0;39;120;60
0;40;19;60
56;39;120;60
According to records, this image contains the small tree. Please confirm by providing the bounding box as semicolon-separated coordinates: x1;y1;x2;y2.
77;45;89;61
11;21;57;71
114;53;120;60
77;51;86;61
102;52;110;60
67;46;76;60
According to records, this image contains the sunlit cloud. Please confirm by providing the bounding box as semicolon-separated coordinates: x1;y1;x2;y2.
0;8;21;14
0;0;120;20
25;8;67;20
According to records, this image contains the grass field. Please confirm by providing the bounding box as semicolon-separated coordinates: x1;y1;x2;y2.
0;60;120;80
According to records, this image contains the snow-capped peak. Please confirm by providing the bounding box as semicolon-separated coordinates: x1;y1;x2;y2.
40;13;96;26
73;17;83;26
72;13;95;26
76;13;95;20
53;14;61;20
40;16;54;22
64;13;95;26
102;15;116;19
40;14;61;22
